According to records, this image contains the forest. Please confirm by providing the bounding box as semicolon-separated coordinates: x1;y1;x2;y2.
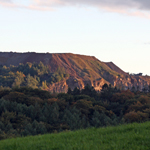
0;82;150;140
0;61;69;89
0;62;150;140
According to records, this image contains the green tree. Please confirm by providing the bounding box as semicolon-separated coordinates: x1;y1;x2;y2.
41;80;48;90
12;77;22;88
26;74;39;89
67;87;72;95
91;111;113;127
49;103;60;125
73;87;80;95
62;107;82;130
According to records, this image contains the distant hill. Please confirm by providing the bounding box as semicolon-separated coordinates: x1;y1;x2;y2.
0;52;150;92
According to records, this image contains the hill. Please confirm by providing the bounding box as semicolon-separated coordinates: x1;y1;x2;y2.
105;61;127;75
0;121;150;150
0;52;150;93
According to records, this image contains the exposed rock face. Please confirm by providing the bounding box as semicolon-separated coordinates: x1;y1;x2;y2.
0;52;150;93
48;77;107;93
48;80;68;93
113;75;150;91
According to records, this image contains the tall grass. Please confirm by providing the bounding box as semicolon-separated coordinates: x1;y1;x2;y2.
0;122;150;150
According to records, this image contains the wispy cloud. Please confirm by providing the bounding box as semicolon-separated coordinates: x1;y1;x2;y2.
0;0;54;11
0;0;16;8
0;0;12;2
144;42;150;45
1;0;150;18
30;0;150;10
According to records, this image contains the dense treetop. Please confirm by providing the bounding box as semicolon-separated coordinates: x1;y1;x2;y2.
0;62;69;89
0;84;150;140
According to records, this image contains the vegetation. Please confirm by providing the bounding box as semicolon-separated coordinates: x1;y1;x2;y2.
0;83;150;140
0;62;69;89
0;121;150;150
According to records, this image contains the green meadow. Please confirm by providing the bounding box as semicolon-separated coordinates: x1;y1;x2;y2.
0;121;150;150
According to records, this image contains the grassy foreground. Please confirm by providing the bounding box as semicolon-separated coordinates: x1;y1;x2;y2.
0;122;150;150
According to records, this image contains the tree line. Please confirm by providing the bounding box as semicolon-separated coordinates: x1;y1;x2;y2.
0;84;150;140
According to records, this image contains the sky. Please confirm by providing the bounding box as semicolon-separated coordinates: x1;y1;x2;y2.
0;0;150;75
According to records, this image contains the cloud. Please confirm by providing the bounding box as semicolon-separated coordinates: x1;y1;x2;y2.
1;0;150;18
0;0;11;2
0;0;15;7
31;0;150;10
144;42;150;45
25;5;54;11
0;0;53;11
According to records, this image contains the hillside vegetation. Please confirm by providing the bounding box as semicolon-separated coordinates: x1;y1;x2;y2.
0;61;69;89
0;52;119;92
1;52;150;92
0;121;150;150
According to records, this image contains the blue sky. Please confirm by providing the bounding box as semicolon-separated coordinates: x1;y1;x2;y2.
0;0;150;75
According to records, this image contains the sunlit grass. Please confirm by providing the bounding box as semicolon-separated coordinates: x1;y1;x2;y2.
0;122;150;150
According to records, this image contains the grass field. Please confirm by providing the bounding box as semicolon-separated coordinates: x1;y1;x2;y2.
0;122;150;150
